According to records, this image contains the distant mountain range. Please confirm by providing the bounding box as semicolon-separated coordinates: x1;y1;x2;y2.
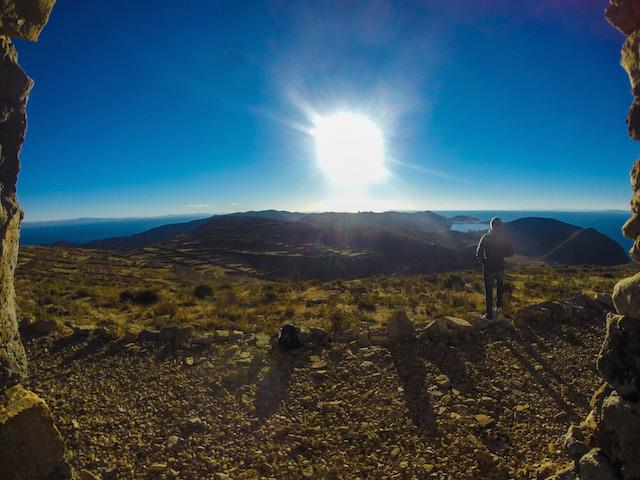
55;210;629;280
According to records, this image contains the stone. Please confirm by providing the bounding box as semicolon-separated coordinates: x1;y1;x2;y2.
386;310;416;342
474;414;494;428
631;237;640;262
30;318;59;334
185;416;206;432
309;355;327;369
356;331;370;347
369;333;392;347
606;0;640;34
597;313;640;397
435;374;451;389
174;325;194;348
419;316;473;341
0;385;65;480
215;330;231;341
79;469;101;480
254;332;271;348
623;31;640;98
72;324;97;338
0;37;32;389
579;448;619;480
598;391;640;478
137;328;160;342
632;158;640;190
612;274;640;318
562;423;589;462
595;292;614;309
192;334;216;345
149;463;168;473
0;0;56;41
119;328;138;344
444;316;474;332
622;213;640;240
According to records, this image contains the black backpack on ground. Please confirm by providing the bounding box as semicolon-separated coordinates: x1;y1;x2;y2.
277;324;302;351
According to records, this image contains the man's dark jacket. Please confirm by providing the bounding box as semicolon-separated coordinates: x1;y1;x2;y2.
476;229;514;272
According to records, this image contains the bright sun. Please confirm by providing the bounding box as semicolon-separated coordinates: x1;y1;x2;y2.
312;112;387;188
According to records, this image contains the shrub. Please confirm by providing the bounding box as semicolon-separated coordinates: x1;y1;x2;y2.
153;301;178;317
356;294;377;312
193;284;213;299
440;273;466;291
261;286;277;303
327;308;352;333
119;289;159;305
119;290;135;303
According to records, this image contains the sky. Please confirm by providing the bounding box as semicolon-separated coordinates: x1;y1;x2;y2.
14;0;639;221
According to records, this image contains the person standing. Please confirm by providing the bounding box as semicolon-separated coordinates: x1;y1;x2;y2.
476;217;514;320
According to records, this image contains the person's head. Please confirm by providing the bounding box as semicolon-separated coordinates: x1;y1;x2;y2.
490;217;502;230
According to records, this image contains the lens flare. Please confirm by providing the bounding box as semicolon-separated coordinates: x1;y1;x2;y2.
312;112;387;188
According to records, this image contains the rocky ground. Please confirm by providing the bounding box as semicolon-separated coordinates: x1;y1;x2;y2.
21;298;609;480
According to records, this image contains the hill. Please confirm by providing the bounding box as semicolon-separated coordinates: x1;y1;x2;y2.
85;217;212;250
152;215;473;280
544;228;629;266
70;212;628;279
503;217;581;256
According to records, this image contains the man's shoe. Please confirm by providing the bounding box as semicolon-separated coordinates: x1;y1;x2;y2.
494;307;504;320
480;313;493;321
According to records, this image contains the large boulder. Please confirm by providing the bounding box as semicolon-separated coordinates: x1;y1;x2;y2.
612;273;640;318
597;314;640;397
0;384;66;480
596;391;640;479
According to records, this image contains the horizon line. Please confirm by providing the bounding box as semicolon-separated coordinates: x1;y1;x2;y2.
22;208;631;225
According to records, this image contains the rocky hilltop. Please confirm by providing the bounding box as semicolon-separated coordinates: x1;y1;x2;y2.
20;294;612;479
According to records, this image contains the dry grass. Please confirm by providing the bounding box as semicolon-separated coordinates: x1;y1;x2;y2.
15;246;635;335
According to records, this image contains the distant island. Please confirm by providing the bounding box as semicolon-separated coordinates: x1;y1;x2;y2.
448;215;481;223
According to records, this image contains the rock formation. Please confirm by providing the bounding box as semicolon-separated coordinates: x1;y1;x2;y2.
0;2;66;479
562;2;640;478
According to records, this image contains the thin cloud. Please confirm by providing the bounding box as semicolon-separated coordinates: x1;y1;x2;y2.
187;204;211;208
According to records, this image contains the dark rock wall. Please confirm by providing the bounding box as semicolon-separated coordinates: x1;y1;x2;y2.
564;3;640;479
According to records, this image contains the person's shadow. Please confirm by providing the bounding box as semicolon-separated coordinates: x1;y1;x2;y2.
389;341;438;436
254;347;304;422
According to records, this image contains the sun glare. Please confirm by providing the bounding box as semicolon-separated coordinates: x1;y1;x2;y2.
312;112;387;188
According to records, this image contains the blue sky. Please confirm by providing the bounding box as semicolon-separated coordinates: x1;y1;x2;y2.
15;0;638;221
